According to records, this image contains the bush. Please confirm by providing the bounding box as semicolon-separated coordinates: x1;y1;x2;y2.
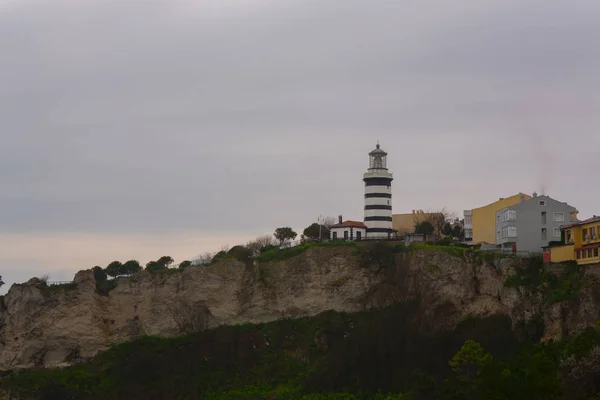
228;245;254;263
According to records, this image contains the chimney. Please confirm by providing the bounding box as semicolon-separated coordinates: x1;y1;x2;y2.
338;215;342;224
533;191;538;198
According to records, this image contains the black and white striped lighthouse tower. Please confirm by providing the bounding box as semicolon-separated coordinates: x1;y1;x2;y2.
363;142;394;238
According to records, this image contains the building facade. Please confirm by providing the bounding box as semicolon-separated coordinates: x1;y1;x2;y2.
495;193;578;254
464;193;532;244
392;210;443;236
363;143;394;238
547;216;600;265
329;216;367;241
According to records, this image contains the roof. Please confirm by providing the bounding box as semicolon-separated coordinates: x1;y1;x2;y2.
562;216;600;229
576;243;600;251
330;220;367;229
369;143;387;156
471;192;531;210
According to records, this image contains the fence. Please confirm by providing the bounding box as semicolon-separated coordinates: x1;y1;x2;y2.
47;281;74;286
278;236;400;249
481;248;540;257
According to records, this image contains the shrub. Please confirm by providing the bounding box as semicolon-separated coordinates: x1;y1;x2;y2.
228;245;254;263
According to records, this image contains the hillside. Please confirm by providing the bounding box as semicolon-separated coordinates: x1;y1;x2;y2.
1;242;600;399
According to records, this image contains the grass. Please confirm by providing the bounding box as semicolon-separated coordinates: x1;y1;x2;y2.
254;241;358;262
407;243;469;259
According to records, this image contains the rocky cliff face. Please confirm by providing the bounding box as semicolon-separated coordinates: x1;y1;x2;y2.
0;246;597;370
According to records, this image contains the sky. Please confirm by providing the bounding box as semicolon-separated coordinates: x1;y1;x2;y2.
1;0;600;291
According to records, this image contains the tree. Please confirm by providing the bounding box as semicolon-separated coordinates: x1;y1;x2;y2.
413;208;456;239
453;224;465;240
448;340;493;398
415;221;434;235
273;227;297;246
211;251;229;263
145;261;165;271
105;261;123;278
192;252;216;266
442;222;453;236
303;223;330;240
178;260;192;270
122;260;142;275
156;256;174;268
0;275;4;288
92;266;107;283
227;245;253;262
246;235;275;252
322;216;338;228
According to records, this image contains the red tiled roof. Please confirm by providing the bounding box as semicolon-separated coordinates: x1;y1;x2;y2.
562;216;600;229
330;220;367;229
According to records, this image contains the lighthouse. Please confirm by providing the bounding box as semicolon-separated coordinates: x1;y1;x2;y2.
363;143;394;238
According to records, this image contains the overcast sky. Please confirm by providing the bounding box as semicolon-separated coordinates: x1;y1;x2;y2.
1;0;599;291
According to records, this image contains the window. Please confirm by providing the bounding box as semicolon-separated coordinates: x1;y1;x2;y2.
499;209;517;223
356;231;362;240
553;212;564;222
542;228;547;241
577;251;581;259
566;230;572;243
539;200;546;206
588;249;593;258
595;248;599;258
541;212;547;225
387;200;390;205
507;210;516;221
501;226;517;238
583;228;589;241
343;230;349;240
554;228;561;238
591;227;597;239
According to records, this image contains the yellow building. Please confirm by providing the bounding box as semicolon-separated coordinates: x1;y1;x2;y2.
392;210;443;236
464;193;532;244
548;216;600;265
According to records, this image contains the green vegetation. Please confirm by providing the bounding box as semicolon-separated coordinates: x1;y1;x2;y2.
0;302;522;400
146;256;174;271
414;221;434;235
504;257;591;305
39;281;78;294
274;227;298;246
4;242;600;399
303;223;330;241
254;241;357;262
7;299;600;400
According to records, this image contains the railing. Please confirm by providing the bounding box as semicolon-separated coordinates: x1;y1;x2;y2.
483;248;539;257
47;281;74;286
278;236;400;249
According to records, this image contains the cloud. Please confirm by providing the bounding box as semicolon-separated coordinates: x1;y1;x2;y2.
1;0;600;287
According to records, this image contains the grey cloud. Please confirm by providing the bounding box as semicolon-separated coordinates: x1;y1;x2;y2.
1;0;600;238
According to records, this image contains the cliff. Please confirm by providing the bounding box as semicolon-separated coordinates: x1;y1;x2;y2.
0;243;598;371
